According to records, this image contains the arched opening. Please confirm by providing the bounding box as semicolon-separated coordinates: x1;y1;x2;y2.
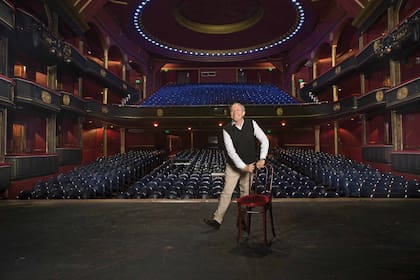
315;42;331;77
335;20;359;64
84;23;105;64
108;45;123;78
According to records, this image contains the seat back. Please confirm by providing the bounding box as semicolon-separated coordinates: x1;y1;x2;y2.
249;164;274;200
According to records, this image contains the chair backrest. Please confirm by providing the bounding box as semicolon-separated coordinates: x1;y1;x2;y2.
249;164;274;199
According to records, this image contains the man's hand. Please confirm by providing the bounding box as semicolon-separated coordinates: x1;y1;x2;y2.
243;164;255;173
256;159;265;169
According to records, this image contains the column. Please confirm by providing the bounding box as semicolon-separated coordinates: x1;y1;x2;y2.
103;125;108;157
122;63;127;81
358;35;366;95
78;76;83;98
47;65;57;90
120;128;126;154
46;114;57;154
291;73;296;98
0;109;6;162
103;48;109;69
190;129;194;149
361;114;367;146
0;37;9;75
334;121;339;155
331;44;337;67
78;40;84;97
389;60;401;87
102;87;108;105
391;110;403;151
314;125;320;152
332;85;339;102
78;116;83;148
142;76;147;100
103;47;109;105
360;73;366;95
388;5;400;87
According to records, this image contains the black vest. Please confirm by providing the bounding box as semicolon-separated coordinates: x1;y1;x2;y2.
223;119;257;165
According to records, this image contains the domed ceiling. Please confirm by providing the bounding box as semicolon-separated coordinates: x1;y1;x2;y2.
129;0;317;61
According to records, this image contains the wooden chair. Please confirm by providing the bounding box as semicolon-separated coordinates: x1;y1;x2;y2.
236;164;276;245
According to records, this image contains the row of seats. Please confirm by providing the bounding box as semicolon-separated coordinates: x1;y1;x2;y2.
121;148;330;199
121;149;227;199
18;147;419;200
273;148;420;198
17;149;167;199
139;83;298;106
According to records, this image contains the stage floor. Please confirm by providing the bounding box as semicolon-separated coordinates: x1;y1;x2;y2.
1;199;420;280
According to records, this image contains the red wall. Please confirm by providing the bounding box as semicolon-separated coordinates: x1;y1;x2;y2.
199;68;236;83
7;112;46;154
59;117;79;147
339;123;362;162
125;130;166;151
400;49;420;83
365;63;390;92
320;125;334;155
366;114;390;144
82;128;103;164
403;112;420;150
107;129;121;156
282;127;314;148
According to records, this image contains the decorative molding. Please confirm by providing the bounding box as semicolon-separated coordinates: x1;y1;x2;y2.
397;87;408;100
41;91;51;104
375;90;384;102
174;6;264;35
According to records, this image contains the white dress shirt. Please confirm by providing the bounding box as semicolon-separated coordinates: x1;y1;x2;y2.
223;119;269;169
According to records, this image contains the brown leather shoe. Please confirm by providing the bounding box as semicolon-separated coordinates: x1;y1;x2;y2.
203;218;221;230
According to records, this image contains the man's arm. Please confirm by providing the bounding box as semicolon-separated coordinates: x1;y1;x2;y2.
223;129;247;170
252;120;269;168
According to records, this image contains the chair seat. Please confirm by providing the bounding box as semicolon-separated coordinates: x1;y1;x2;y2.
237;194;270;207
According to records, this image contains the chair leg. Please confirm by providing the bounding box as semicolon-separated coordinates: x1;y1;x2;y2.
247;207;251;234
237;204;242;242
263;206;267;245
269;206;276;238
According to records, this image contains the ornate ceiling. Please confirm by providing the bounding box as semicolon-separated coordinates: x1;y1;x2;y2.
131;0;312;61
48;0;365;63
96;0;336;62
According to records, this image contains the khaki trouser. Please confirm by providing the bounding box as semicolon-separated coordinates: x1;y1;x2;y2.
213;163;251;224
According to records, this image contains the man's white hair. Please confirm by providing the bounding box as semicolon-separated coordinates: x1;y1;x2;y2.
230;102;245;112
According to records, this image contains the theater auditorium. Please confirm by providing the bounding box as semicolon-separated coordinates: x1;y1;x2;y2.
0;0;419;279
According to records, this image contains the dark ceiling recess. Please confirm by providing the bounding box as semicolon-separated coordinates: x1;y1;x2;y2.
129;0;316;62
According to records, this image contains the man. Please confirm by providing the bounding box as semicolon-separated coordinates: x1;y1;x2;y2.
204;102;269;230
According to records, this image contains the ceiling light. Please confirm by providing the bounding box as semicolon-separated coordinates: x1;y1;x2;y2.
132;0;306;57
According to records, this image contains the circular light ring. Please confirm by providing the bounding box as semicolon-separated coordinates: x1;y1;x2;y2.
133;0;305;57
